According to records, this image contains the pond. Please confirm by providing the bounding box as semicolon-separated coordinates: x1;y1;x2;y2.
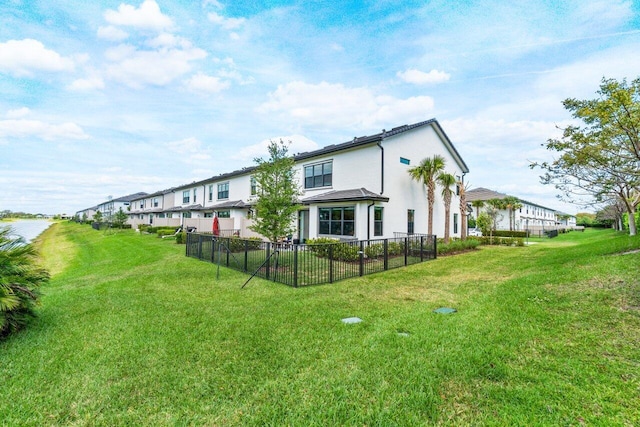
1;219;53;243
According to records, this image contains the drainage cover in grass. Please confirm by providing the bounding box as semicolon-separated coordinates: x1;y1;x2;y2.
397;332;410;337
433;307;456;314
341;317;362;324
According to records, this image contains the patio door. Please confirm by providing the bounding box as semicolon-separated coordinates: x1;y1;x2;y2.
298;210;309;243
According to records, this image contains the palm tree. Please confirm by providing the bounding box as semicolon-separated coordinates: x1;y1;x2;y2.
503;196;521;231
438;172;457;243
408;155;446;235
0;227;49;339
471;200;485;224
458;180;468;240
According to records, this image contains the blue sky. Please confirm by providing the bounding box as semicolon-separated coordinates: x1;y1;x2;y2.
1;0;640;215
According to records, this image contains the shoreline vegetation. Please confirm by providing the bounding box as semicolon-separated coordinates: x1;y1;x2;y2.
2;222;639;425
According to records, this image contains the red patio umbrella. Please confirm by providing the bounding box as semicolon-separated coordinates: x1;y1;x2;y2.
213;215;220;237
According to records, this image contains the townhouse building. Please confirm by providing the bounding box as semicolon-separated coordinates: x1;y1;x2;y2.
466;187;577;231
127;119;469;242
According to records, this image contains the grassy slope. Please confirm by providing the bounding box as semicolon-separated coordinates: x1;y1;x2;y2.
2;223;639;426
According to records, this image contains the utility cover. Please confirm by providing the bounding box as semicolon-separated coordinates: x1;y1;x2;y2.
341;317;362;324
433;307;457;314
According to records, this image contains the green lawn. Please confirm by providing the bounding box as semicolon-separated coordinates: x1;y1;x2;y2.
2;223;639;426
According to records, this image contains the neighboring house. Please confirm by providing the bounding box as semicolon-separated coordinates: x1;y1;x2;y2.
128;188;176;228
95;192;147;222
466;187;576;231
74;205;97;221
556;212;577;228
129;119;470;241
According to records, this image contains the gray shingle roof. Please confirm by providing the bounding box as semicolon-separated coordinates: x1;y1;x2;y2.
302;188;389;204
211;200;248;209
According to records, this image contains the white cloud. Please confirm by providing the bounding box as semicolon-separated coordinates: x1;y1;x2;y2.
397;68;451;85
97;25;129;41
166;137;212;164
258;81;434;130
167;137;202;154
0;39;75;77
208;12;246;30
235;135;320;161
68;76;105;91
104;0;174;32
185;72;230;93
0;119;89;140
105;43;207;88
6;108;31;119
202;0;223;9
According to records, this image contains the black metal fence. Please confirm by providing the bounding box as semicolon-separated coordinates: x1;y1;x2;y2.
186;233;437;287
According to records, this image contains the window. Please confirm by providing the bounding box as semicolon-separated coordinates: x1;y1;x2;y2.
158;213;165;218
400;157;410;165
304;161;332;189
250;177;257;196
216;210;230;218
193;189;197;204
218;182;229;199
453;213;458;234
208;185;213;201
407;209;415;234
153;198;159;208
139;200;144;209
318;207;354;236
204;212;213;218
374;207;383;236
182;190;190;204
182;212;191;218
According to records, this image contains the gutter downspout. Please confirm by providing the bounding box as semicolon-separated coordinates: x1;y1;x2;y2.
376;132;385;195
367;201;375;240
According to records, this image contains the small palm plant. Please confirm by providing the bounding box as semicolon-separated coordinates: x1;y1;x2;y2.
0;227;49;339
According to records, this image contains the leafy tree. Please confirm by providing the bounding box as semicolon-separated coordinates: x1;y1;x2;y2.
476;212;492;236
408;155;446;235
93;211;103;223
437;172;456;243
250;140;302;242
532;77;640;236
112;207;129;229
0;227;49;339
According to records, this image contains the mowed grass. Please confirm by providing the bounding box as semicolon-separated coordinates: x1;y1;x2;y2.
2;223;639;426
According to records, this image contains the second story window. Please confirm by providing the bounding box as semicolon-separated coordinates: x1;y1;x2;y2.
153;198;159;208
182;190;190;204
218;182;229;200
193;189;197;204
208;184;213;201
250;177;257;196
304;161;332;189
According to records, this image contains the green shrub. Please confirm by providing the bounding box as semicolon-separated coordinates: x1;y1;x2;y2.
223;237;262;252
492;230;527;238
175;231;186;244
306;238;361;262
0;228;49;339
364;243;384;258
437;239;479;255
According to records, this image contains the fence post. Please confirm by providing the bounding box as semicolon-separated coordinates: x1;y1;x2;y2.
420;236;424;262
211;237;215;263
404;237;408;266
225;238;230;266
384;239;388;270
359;241;364;276
329;244;334;284
293;244;298;288
197;235;203;260
244;239;248;272
265;242;271;281
433;235;437;259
